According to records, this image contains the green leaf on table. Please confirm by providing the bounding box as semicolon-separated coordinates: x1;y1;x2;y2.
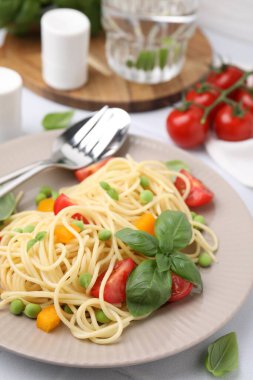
126;260;172;317
170;251;203;291
0;193;16;222
165;160;191;173
205;332;239;377
42;111;74;130
115;228;159;257
155;211;192;254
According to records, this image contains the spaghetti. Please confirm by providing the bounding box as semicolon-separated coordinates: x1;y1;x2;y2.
0;156;218;344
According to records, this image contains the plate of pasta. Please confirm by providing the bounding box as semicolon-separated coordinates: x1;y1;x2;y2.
0;132;253;368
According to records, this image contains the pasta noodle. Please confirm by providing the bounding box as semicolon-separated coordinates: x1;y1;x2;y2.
0;156;218;344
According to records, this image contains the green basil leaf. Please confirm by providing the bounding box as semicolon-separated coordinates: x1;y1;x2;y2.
126;260;171;317
0;193;16;221
42;111;74;130
35;231;47;241
205;332;239;377
27;238;37;252
170;252;203;290
156;253;172;273
155;211;192;254
165;160;190;173
115;228;159;257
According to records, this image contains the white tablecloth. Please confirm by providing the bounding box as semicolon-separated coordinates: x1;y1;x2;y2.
0;28;253;380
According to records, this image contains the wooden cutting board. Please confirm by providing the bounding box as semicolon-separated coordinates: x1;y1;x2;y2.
0;29;212;112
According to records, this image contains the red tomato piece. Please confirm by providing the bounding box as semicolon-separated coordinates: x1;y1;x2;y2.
166;106;210;149
72;213;89;224
214;104;253;142
175;169;214;208
54;194;89;223
206;65;244;90
168;273;193;303
54;194;75;215
91;258;136;304
75;158;111;182
230;88;253;114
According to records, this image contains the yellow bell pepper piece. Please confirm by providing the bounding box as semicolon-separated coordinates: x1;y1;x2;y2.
37;198;55;212
36;305;61;333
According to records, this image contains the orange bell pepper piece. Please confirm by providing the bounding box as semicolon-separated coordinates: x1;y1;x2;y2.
36;305;61;333
37;198;55;212
133;213;156;235
54;224;80;244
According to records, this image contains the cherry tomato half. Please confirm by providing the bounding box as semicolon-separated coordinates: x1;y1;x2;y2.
230;88;253;114
175;169;214;208
214;104;253;142
168;273;193;303
206;65;243;90
54;194;88;223
166;106;210;149
75;158;111;182
54;194;75;215
91;258;136;304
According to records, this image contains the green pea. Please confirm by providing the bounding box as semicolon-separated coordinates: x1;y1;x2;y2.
23;225;35;233
35;192;46;205
79;273;92;289
194;215;206;225
13;227;23;233
198;252;213;268
107;188;119;201
98;229;112;241
9;299;25;315
24;303;42;319
39;186;53;197
63;305;73;314
100;181;110;191
72;220;84;231
140;176;150;189
95;310;111;324
140;190;153;204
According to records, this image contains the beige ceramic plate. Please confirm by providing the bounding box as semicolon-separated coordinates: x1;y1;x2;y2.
0;133;253;368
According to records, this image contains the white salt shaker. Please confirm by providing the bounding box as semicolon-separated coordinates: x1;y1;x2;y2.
0;67;22;142
41;8;90;90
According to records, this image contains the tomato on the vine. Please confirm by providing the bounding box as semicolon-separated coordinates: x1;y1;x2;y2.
207;65;243;90
214;104;253;141
185;84;222;122
230;88;253;114
166;105;210;149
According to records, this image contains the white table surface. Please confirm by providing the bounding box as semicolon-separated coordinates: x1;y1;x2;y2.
0;27;253;380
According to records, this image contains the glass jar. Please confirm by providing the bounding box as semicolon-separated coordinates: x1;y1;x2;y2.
102;0;200;84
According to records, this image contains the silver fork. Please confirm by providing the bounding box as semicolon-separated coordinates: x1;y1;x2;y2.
0;107;130;198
